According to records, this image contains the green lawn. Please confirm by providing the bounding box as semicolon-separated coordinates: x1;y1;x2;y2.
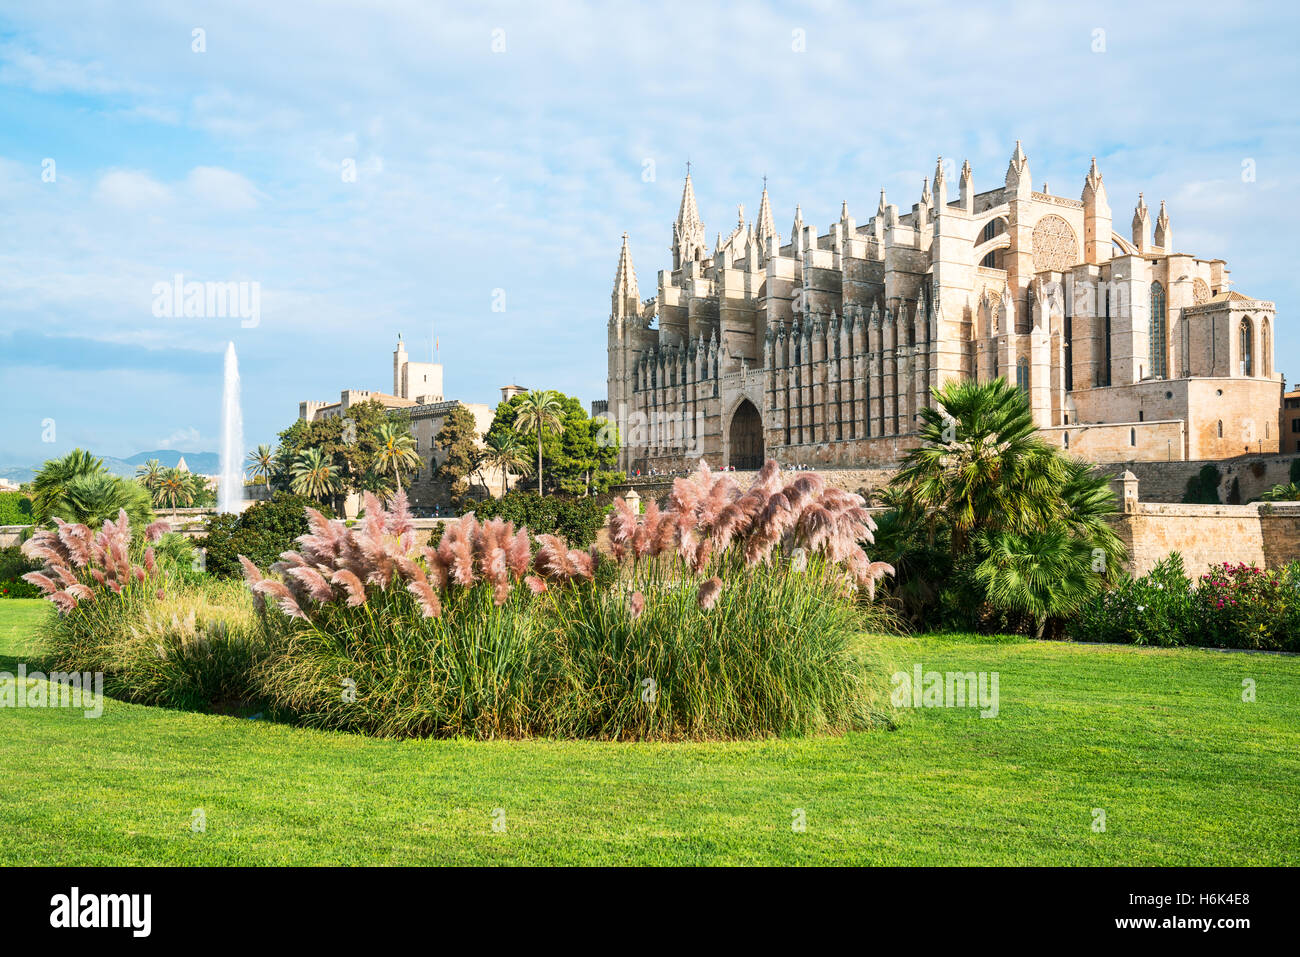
2;597;1297;865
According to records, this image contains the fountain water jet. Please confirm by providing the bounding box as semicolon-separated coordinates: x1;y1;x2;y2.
218;341;245;514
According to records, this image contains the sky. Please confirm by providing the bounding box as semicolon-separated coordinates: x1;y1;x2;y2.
1;0;1297;466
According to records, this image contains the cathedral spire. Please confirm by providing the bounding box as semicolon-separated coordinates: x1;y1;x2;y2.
612;232;638;309
790;203;804;248
1081;157;1112;265
932;156;947;208
920;176;932;208
1083;156;1104;200
677;168;701;230
756;178;776;248
1005;140;1031;198
959;159;974;212
1132;192;1150;252
1155;199;1172;251
672;165;706;269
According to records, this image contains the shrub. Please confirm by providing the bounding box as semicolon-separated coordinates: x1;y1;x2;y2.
473;492;611;547
1069;553;1196;646
246;463;895;740
197;492;332;578
0;491;33;526
21;512;270;710
1069;555;1300;651
1196;562;1300;650
0;545;41;598
249;490;553;738
1182;464;1221;504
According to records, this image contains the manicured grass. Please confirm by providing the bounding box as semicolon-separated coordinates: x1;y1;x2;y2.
2;598;1297;865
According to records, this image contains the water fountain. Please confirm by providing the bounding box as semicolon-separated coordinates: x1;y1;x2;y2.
218;341;245;514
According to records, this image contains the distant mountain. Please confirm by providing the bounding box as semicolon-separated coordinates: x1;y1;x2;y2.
0;450;221;485
124;450;222;474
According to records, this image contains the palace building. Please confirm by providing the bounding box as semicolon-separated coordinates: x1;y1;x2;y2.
605;144;1281;472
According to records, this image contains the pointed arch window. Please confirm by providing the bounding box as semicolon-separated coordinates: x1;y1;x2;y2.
1262;318;1272;377
1149;281;1167;379
1016;356;1029;393
1240;317;1254;376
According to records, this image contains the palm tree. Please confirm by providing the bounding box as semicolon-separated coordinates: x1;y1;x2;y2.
974;528;1098;639
1262;482;1300;502
32;449;107;523
480;431;534;497
153;468;197;509
373;421;421;493
290;447;338;504
245;444;275;489
135;458;165;492
49;473;154;529
895;377;1061;553
512;390;565;494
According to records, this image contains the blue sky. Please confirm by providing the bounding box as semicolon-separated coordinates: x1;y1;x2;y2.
1;0;1297;465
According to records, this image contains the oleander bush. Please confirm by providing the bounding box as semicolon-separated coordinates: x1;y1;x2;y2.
1;544;42;599
1069;553;1300;651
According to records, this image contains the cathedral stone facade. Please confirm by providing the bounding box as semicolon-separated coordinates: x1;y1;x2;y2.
606;144;1281;473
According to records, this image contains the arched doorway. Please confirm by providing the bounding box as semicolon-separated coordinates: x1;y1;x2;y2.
728;400;764;470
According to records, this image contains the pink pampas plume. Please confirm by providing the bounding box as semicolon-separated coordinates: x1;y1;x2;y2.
287;565;336;603
609;496;637;546
50;591;78;614
331;568;367;607
145;520;170;544
385;488;415;543
21;571;58;597
406;575;443;618
566;548;595;582
533;534;571;579
238;555;265;585
505;529;531;578
421;547;449;590
628;591;645;621
697;577;723;610
524;575;548;595
56;520;94;564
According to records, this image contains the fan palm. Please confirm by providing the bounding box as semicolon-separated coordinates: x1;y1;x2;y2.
895;377;1062;553
512;389;565;494
480;431;534;496
48;472;154;529
32;449;107;523
973;527;1098;638
373;421;421;493
1058;457;1125;581
245;444;275;488
290;447;339;503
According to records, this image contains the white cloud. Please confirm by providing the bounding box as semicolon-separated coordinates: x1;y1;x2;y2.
186;166;264;210
94;169;173;210
157;426;202;449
